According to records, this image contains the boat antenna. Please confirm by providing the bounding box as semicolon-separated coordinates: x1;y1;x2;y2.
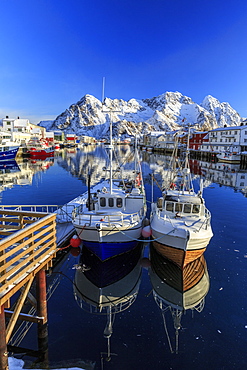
102;76;105;103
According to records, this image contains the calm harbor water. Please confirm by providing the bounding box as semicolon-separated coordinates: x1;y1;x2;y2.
2;146;247;370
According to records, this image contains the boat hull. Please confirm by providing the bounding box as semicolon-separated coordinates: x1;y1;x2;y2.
82;240;138;261
29;149;54;158
74;223;143;260
150;216;212;268
152;240;206;268
0;146;19;161
216;153;241;164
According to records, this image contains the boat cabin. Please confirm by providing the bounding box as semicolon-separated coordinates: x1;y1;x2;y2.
88;187;142;213
157;193;203;217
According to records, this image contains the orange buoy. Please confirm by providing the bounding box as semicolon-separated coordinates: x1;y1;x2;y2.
70;235;81;248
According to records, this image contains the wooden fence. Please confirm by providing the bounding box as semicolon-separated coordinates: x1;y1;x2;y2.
0;209;57;309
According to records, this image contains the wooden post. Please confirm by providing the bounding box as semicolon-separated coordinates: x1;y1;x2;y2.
0;305;8;370
36;269;48;365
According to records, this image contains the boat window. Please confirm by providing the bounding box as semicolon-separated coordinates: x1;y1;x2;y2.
175;203;183;213
166;202;174;212
116;198;122;208
157;197;163;208
192;204;200;213
100;197;106;207
184;204;192;213
108;198;114;207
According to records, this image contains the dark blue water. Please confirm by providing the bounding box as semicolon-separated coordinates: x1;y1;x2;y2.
3;148;247;370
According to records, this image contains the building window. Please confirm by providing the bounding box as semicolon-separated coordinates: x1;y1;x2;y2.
241;175;245;179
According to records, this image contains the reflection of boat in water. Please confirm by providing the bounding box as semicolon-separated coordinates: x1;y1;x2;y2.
74;243;143;361
149;245;209;354
150;131;213;268
0;160;20;171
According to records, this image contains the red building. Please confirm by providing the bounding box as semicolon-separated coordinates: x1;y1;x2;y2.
189;131;209;150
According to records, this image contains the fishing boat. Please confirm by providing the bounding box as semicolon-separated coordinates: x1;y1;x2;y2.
216;151;241;164
149;245;209;354
0;140;20;161
74;244;143;362
72;113;146;260
150;130;213;268
27;137;54;159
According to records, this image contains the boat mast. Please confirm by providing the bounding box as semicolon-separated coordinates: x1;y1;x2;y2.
182;126;193;193
109;108;113;194
101;77;113;194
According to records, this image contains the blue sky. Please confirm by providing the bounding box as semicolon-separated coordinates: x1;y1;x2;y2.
1;0;247;123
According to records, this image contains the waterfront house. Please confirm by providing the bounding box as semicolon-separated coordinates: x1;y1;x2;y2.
199;125;247;154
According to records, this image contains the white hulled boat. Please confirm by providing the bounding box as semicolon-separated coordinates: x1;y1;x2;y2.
72;113;146;260
150;130;213;268
216;151;241;164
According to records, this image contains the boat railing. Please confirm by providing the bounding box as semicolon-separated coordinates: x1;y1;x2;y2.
155;204;211;230
73;207;144;227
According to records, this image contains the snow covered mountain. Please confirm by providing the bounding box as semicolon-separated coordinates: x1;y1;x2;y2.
39;92;243;139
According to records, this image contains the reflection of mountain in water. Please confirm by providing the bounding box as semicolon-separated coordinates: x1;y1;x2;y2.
74;243;143;362
149;245;209;354
56;145;137;186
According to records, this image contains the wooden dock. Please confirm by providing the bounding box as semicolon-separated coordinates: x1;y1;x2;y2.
0;205;77;370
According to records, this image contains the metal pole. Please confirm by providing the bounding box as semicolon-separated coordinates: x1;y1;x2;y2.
36;269;48;365
0;305;8;370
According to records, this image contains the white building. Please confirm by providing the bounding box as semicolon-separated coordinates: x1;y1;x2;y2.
199;125;247;153
2;117;46;144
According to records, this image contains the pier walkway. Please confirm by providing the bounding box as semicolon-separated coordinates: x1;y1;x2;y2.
0;205;77;370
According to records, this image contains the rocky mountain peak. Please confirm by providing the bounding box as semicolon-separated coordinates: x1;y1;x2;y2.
38;91;243;139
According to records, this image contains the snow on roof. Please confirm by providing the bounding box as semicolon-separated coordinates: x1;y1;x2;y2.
211;125;247;131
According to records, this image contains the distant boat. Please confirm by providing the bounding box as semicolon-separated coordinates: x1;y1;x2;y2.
27;137;54;158
150;129;213;268
0;140;20;161
216;151;241;164
72;113;146;260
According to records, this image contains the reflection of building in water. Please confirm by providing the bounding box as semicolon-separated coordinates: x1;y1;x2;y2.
0;158;55;194
149;245;209;354
74;244;143;362
199;160;247;191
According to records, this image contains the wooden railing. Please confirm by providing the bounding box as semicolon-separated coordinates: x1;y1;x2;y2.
0;210;57;308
